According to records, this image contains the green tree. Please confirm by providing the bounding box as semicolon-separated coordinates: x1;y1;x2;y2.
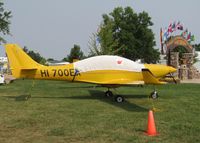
193;43;200;51
23;46;46;64
64;44;84;63
95;7;160;63
47;58;55;62
0;2;12;44
88;15;118;56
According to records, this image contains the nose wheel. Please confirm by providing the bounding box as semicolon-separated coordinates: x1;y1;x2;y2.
150;91;158;99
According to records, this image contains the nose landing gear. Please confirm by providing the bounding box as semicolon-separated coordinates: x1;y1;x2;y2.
150;91;158;99
105;90;113;97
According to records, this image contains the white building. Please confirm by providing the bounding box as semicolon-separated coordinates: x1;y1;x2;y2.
194;51;200;71
0;57;7;63
0;57;8;73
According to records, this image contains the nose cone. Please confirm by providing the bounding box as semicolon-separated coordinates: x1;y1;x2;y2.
144;64;177;77
168;66;177;73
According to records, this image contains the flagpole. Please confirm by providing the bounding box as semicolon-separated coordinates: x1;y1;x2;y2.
160;28;164;54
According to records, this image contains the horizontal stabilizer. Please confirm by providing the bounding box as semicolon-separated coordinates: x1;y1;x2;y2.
142;69;165;85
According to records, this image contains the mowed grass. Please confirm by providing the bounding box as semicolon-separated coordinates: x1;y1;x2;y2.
0;79;200;143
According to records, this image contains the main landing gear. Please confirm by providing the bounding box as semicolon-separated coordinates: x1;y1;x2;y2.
104;87;158;103
105;90;113;97
115;95;124;103
105;89;124;103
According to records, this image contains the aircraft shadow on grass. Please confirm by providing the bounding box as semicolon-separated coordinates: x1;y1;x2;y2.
4;90;148;112
57;84;143;89
88;90;148;112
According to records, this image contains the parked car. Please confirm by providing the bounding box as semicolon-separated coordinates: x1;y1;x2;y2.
0;74;15;85
0;74;5;84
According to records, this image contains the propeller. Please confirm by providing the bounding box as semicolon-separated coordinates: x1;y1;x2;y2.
160;73;178;84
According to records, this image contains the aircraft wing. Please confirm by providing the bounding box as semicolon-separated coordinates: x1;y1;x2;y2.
77;77;145;86
75;69;166;86
100;79;144;85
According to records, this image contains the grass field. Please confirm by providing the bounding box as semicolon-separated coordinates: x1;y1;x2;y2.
0;79;200;143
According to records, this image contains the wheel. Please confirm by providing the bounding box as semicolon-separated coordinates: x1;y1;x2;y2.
150;91;158;99
115;95;124;103
25;94;31;100
105;91;113;97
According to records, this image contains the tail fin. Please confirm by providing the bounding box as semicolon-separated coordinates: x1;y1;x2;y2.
5;44;42;78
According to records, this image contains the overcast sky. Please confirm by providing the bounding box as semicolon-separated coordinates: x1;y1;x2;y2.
0;0;200;60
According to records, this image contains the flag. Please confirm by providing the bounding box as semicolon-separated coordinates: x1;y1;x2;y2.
185;29;188;38
163;28;169;41
168;23;173;33
96;36;100;43
181;29;188;39
172;21;176;32
176;21;183;30
187;32;191;40
96;35;101;47
181;31;185;37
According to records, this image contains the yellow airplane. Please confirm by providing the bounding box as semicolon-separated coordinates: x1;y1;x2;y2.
5;44;177;102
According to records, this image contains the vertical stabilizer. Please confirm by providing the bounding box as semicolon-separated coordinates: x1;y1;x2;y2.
5;44;42;78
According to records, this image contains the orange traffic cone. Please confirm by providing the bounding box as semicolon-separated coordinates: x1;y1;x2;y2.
145;110;158;136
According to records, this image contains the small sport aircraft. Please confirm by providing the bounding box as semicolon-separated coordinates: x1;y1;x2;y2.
5;44;177;102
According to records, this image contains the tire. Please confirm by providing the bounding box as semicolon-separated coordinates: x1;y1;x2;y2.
105;91;113;97
150;91;158;99
115;95;124;103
